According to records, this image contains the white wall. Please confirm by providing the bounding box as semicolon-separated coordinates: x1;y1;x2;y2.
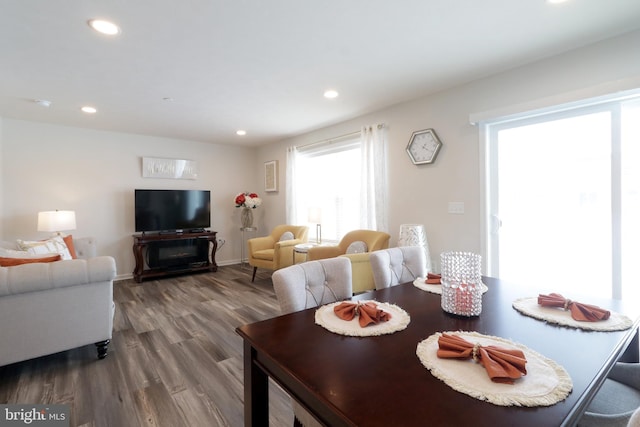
0;119;257;278
2;30;639;277
257;29;640;271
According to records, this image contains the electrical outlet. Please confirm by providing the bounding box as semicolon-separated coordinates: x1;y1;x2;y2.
448;202;465;214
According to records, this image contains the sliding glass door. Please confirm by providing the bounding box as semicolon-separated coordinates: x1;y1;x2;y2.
485;96;640;299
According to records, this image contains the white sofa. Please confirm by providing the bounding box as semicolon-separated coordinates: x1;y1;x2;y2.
0;237;117;367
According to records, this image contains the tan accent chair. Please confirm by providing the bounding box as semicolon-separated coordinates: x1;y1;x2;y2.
248;225;308;282
307;229;390;294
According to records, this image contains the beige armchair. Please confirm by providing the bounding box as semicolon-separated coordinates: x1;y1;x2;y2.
307;229;390;294
248;224;308;281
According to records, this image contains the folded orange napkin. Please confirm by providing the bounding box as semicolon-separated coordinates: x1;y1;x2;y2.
437;333;527;384
537;293;610;322
333;301;392;327
425;273;441;284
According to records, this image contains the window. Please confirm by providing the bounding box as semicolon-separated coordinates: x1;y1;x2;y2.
287;125;388;242
482;93;640;299
293;135;362;242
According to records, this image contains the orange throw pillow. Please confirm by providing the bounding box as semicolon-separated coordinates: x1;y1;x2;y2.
63;235;78;259
0;254;62;267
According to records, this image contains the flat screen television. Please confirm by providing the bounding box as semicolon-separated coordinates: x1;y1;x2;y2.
135;189;211;233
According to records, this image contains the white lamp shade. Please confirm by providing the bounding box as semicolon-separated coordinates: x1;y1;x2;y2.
38;210;77;233
308;207;322;224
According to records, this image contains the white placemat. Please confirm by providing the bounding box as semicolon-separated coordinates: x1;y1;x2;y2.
413;278;489;295
416;331;572;407
315;300;410;337
513;297;634;331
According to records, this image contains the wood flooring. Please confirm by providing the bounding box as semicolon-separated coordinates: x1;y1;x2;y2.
0;265;293;427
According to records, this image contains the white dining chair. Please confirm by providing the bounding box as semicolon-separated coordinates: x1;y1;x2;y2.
578;362;640;427
272;257;352;426
369;246;427;290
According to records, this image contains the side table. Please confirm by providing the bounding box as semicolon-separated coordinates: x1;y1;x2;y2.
293;242;319;265
240;227;257;268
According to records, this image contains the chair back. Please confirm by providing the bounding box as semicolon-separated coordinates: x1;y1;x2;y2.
338;229;390;254
370;246;427;290
272;257;352;314
269;224;309;242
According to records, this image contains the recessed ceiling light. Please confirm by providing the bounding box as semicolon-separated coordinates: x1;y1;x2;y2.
81;106;97;114
324;90;339;99
34;99;52;108
547;0;569;4
88;19;120;35
236;130;247;136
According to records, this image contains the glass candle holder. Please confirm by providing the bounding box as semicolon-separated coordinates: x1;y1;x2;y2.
440;251;483;316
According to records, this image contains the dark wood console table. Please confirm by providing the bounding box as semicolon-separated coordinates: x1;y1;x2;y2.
132;231;218;283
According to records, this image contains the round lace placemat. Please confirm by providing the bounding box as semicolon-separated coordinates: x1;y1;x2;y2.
315;300;410;337
416;331;572;407
413;278;489;295
513;297;634;331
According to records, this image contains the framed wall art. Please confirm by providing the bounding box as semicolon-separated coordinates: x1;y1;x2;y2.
264;160;278;192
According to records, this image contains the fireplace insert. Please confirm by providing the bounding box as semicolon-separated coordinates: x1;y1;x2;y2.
147;238;209;269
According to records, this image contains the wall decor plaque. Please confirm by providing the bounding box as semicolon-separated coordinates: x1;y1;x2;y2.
142;157;198;179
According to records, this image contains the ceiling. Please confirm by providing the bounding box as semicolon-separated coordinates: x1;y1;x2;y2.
2;1;640;147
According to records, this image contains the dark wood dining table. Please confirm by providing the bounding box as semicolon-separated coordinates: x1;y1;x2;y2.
236;277;640;427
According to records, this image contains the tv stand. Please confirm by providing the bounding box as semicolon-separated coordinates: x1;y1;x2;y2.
132;231;218;283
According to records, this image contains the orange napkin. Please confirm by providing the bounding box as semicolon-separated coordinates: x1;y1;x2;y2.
537;293;610;322
437;333;527;384
333;301;392;327
425;273;441;284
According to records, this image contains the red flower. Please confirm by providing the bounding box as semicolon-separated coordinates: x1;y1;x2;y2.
235;191;262;208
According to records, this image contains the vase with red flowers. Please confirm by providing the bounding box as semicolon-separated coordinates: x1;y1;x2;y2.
235;192;262;228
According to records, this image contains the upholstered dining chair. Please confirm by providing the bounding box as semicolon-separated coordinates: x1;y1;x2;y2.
247;224;308;282
272;257;352;426
369;246;427;290
578;362;640;427
307;229;390;294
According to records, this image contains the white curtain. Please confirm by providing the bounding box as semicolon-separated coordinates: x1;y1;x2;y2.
285;146;298;224
360;124;388;231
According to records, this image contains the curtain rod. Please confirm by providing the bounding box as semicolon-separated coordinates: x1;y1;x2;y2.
296;123;386;150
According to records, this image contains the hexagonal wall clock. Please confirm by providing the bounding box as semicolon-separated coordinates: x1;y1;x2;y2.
406;128;442;165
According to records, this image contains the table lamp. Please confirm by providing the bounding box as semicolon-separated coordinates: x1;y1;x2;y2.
38;210;77;236
308;207;322;244
398;223;432;272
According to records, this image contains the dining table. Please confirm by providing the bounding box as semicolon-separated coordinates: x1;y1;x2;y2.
236;276;640;427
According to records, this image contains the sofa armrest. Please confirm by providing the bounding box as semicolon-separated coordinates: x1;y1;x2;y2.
273;239;306;269
307;245;343;260
248;236;276;253
275;239;305;249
